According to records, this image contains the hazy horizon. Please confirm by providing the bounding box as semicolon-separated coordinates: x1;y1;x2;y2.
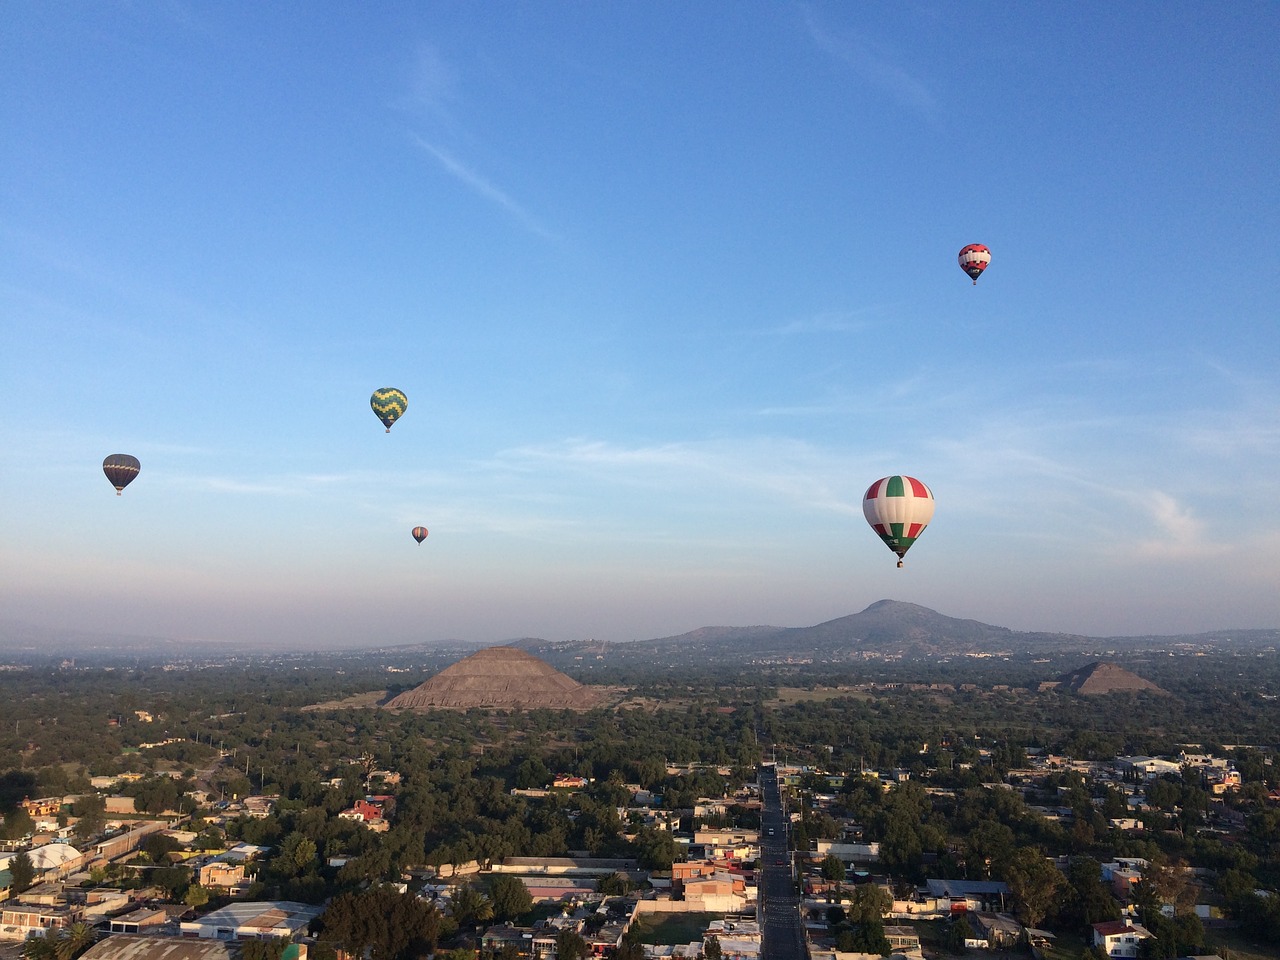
3;598;1276;658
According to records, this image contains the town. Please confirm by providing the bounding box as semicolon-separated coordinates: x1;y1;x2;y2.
1;646;1278;960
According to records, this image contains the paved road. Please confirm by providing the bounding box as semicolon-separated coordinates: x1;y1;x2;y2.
759;763;807;960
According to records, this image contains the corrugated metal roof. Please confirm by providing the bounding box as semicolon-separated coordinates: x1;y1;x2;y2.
81;935;239;960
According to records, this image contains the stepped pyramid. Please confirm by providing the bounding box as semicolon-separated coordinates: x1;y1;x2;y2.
1053;661;1167;695
384;646;603;710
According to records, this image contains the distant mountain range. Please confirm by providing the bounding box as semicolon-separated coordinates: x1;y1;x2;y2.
513;599;1279;663
1;600;1276;661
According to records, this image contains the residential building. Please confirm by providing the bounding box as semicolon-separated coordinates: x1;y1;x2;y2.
481;923;534;958
925;879;1010;914
108;907;170;934
968;912;1024;949
883;925;922;954
1;901;86;940
240;797;278;819
19;799;62;820
1092;920;1153;958
198;862;248;894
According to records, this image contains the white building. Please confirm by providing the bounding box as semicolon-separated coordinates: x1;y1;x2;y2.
178;901;321;940
1092;920;1153;958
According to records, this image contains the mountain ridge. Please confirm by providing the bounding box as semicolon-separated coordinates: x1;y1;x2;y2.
2;602;1277;660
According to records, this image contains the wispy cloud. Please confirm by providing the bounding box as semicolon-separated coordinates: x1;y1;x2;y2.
494;436;864;517
412;136;555;239
1128;490;1227;561
758;309;876;337
799;4;938;122
409;41;460;119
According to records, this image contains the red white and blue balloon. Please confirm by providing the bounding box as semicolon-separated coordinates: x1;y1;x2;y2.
958;243;991;285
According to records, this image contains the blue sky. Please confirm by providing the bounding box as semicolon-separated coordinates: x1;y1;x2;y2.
2;2;1278;649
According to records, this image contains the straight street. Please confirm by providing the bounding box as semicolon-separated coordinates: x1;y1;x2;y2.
759;763;807;960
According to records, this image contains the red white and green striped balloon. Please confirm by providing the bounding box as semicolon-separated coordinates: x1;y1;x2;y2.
958;243;991;284
863;475;934;568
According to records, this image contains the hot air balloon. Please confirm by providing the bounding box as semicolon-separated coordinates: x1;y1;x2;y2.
370;388;408;432
103;454;141;496
958;243;991;285
863;475;934;568
412;526;428;544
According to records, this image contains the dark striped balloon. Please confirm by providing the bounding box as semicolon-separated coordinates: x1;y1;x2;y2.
370;387;408;432
103;454;141;495
412;526;428;544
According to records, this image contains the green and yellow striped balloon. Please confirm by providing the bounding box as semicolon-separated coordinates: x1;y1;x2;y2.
370;387;408;433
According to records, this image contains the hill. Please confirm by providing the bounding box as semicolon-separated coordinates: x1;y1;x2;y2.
384;646;605;711
1051;661;1168;695
633;601;1278;659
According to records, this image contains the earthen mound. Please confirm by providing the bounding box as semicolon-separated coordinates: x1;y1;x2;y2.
1054;661;1167;695
385;646;603;711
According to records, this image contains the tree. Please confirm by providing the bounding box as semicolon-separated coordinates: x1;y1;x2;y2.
1147;778;1180;813
280;832;318;876
142;832;182;863
514;758;550;789
195;827;225;851
319;888;448;960
615;931;645;960
450;883;494;930
153;865;192;899
964;820;1015;878
820;853;845;883
1;807;35;841
944;917;974;954
71;794;106;840
241;939;290;960
185;884;211;908
703;938;722;960
1002;847;1064;927
53;922;98;960
845;918;891;956
846;884;891;925
9;850;35;892
598;871;632;896
635;826;678;870
1059;856;1120;927
489;875;532;922
555;930;589;960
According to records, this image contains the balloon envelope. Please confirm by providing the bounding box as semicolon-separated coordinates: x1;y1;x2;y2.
103;454;141;495
412;526;428;544
958;243;991;284
863;475;934;566
370;388;408;432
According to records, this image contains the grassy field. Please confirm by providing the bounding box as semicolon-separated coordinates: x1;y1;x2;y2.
630;912;723;946
768;687;873;705
1041;930;1086;960
1204;926;1280;960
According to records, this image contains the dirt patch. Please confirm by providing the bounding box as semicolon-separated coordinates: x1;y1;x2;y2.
301;690;390;711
